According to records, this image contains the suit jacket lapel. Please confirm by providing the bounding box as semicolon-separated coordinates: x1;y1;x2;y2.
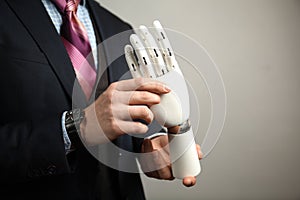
6;0;77;101
86;0;133;84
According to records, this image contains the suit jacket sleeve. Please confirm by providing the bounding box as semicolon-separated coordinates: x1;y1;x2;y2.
0;0;74;183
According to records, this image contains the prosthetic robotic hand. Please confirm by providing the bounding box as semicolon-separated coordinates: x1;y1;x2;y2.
124;21;201;179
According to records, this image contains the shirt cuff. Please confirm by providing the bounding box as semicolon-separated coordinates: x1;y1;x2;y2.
61;111;72;153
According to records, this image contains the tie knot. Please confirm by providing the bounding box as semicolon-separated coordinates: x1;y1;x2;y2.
65;0;79;12
51;0;80;14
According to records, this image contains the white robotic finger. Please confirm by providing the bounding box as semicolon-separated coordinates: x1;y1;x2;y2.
124;45;142;78
152;20;173;55
152;20;182;75
137;25;168;76
130;34;156;78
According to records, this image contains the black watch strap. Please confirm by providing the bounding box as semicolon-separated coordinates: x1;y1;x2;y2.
65;108;85;148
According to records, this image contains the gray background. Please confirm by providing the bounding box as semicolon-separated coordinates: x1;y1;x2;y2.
97;0;300;199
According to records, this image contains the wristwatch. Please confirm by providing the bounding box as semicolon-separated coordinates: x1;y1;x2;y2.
65;108;85;148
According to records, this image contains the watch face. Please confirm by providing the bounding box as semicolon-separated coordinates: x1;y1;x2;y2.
65;109;84;148
74;109;85;123
65;109;84;132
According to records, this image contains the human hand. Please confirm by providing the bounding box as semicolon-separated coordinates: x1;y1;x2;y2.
80;78;170;146
140;134;203;187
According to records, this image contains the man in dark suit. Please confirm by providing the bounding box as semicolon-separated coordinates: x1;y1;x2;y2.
0;0;200;199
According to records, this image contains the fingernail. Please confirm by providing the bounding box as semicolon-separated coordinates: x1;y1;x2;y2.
164;85;171;92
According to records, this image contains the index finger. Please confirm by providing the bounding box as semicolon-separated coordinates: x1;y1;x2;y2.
114;78;171;94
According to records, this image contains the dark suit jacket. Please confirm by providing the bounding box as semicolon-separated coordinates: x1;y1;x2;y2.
0;0;147;199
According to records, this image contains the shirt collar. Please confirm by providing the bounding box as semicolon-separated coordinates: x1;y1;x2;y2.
81;0;86;6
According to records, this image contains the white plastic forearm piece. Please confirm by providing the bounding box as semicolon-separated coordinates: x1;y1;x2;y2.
168;128;201;179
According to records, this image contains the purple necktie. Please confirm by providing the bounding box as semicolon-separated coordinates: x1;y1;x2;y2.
51;0;96;99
